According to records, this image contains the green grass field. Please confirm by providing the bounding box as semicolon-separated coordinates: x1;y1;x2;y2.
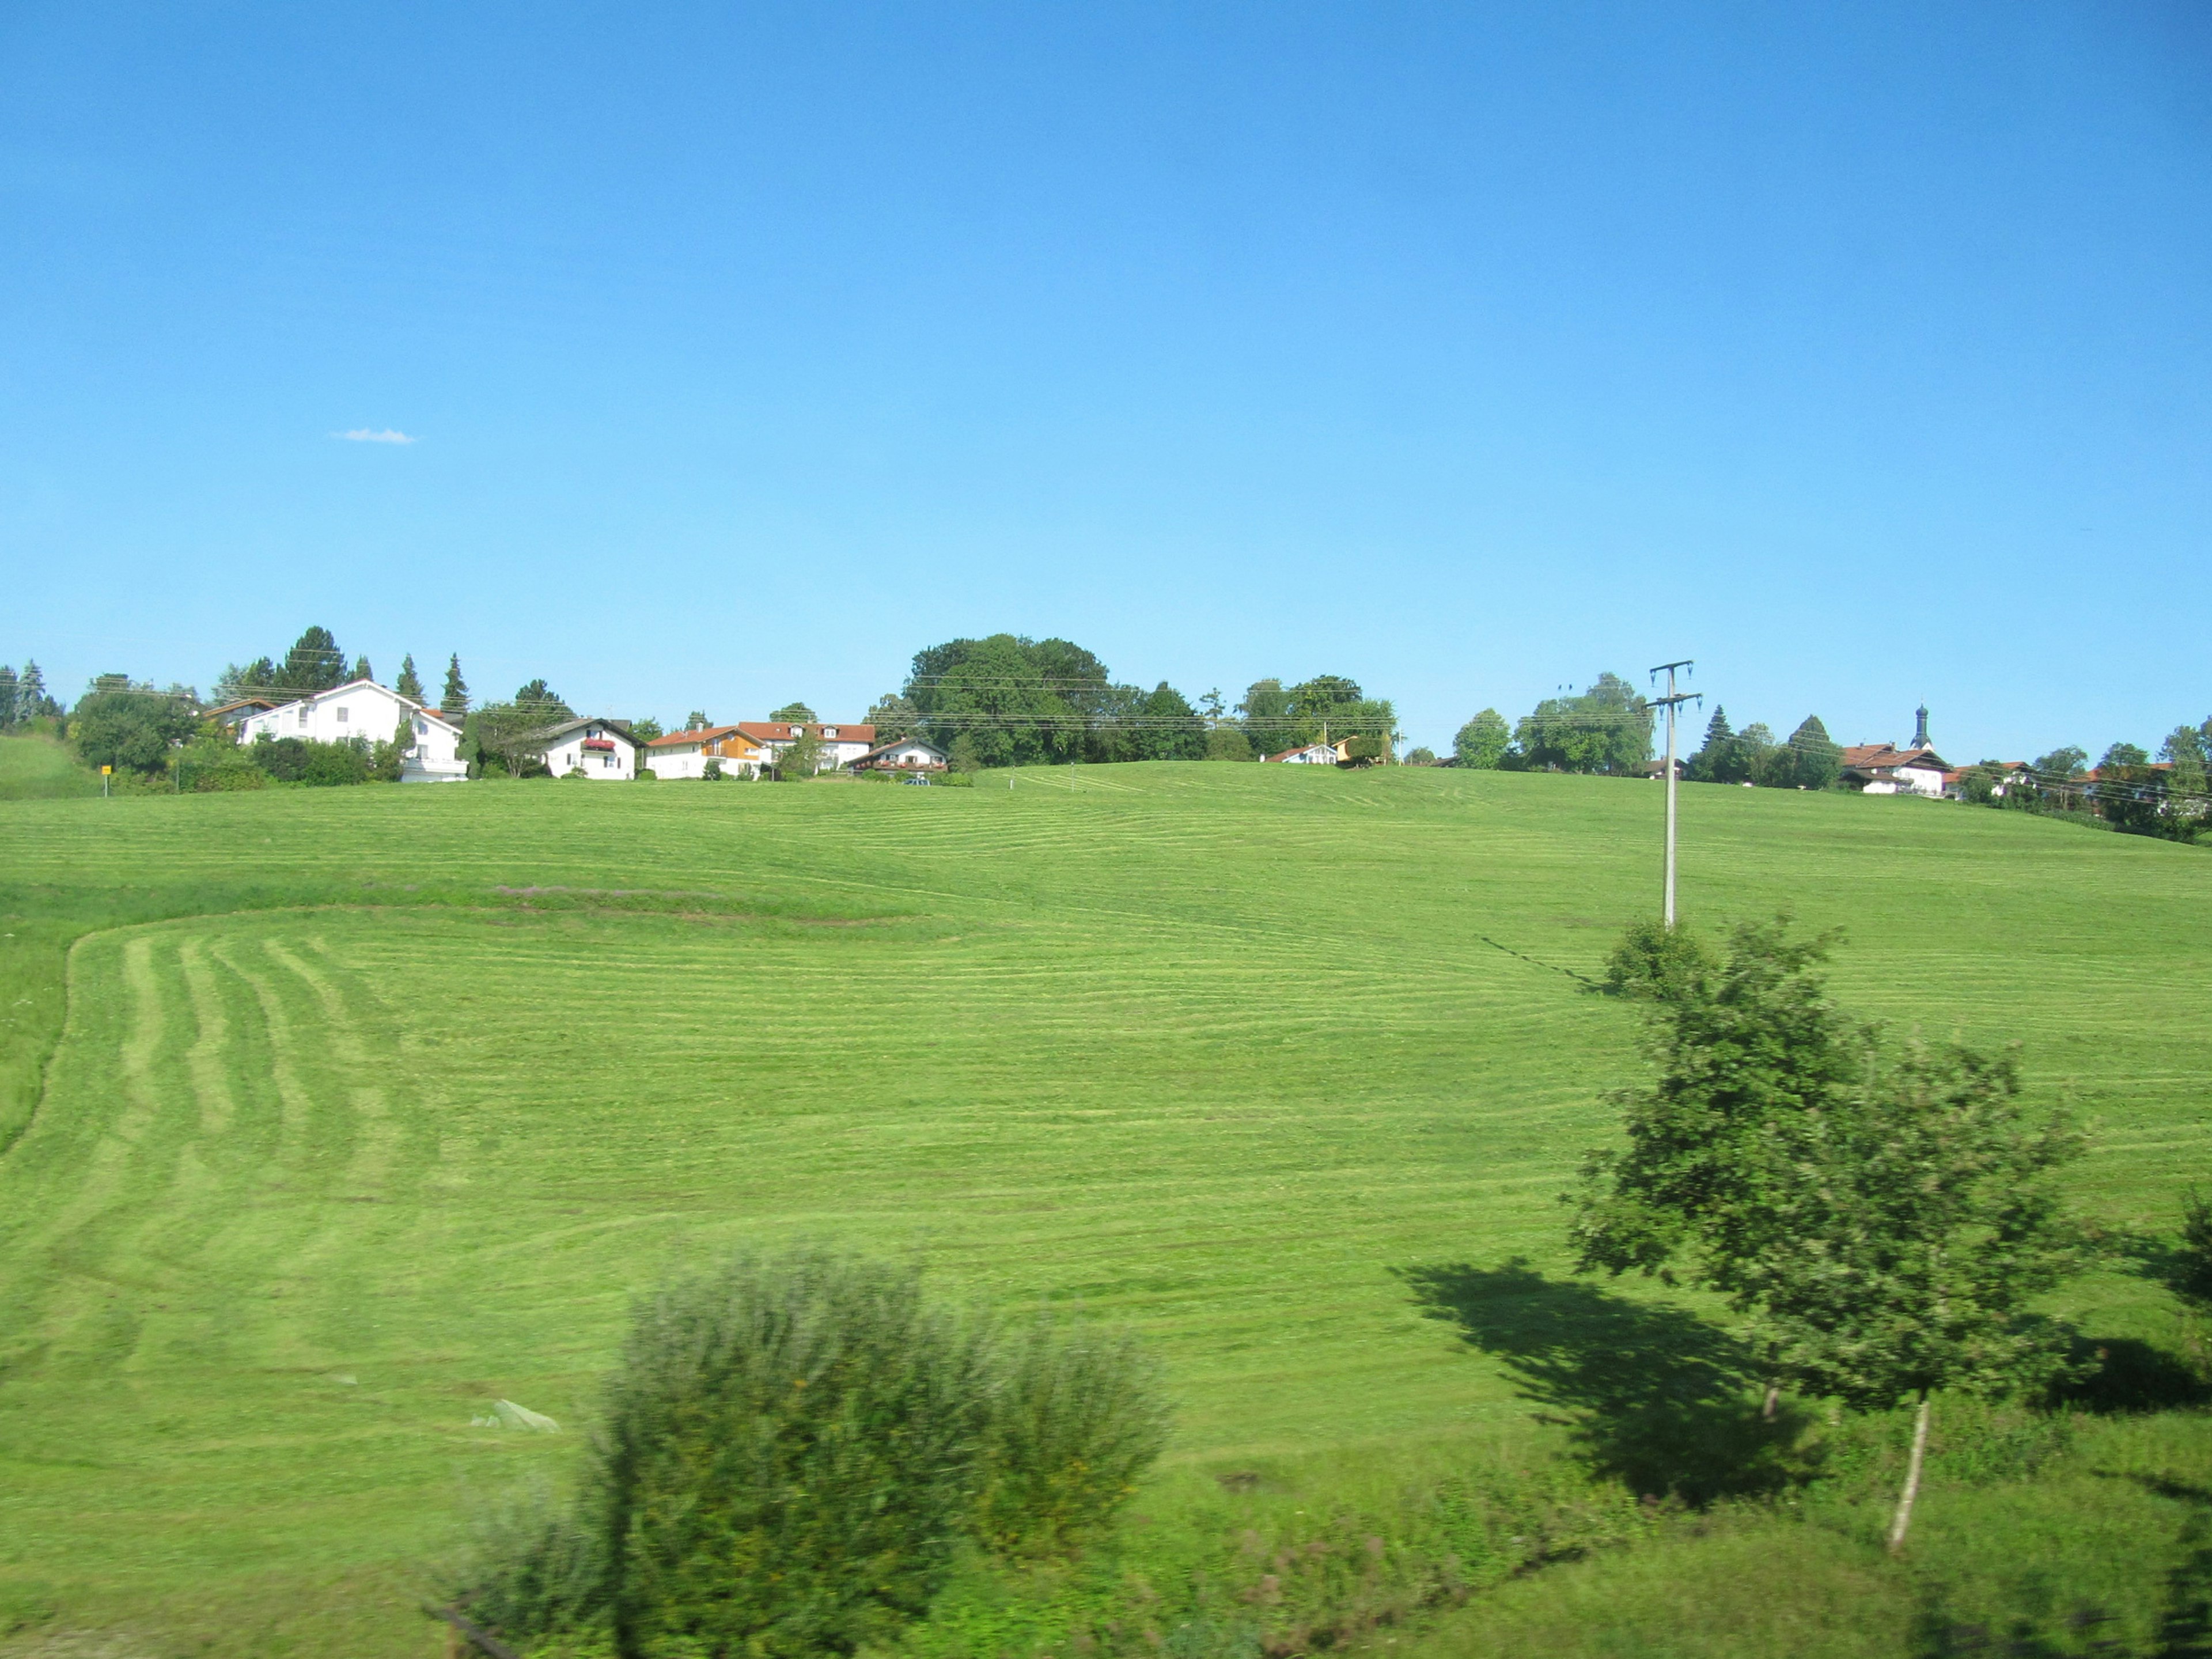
1;755;2209;1656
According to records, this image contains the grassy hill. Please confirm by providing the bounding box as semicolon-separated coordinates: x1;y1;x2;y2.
0;732;100;801
0;764;2207;1655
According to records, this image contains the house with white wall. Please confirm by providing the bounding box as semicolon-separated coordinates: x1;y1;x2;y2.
1264;740;1346;766
1840;744;1950;798
238;680;467;782
738;721;877;774
848;736;946;772
528;718;648;780
646;725;767;779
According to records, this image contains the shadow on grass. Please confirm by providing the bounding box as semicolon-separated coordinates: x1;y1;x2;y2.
1396;1257;1812;1505
2049;1336;2212;1415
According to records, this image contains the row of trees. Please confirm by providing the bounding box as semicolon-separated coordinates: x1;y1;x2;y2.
1683;708;1844;790
859;636;1396;770
1958;721;2212;842
1451;672;1656;775
0;662;60;729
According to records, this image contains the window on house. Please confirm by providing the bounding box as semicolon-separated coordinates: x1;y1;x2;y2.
336;707;349;724
604;753;616;768
297;707;310;726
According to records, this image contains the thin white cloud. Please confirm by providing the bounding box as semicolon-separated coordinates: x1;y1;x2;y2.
334;427;417;445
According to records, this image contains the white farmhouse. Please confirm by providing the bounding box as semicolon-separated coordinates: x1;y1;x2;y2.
738;721;877;774
1840;743;1950;798
848;736;946;772
238;680;467;782
647;725;767;780
1264;741;1344;766
529;718;648;779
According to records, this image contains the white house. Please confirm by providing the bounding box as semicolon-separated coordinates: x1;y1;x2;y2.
1840;743;1950;798
646;724;767;780
238;680;467;783
848;736;946;772
529;718;648;780
738;721;877;774
1264;741;1344;766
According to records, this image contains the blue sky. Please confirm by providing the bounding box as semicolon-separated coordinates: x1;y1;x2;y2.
4;2;2207;757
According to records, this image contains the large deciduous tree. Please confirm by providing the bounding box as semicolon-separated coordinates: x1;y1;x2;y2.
69;685;199;772
1514;672;1652;775
1453;708;1510;770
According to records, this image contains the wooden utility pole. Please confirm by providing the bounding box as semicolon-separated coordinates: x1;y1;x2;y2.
1647;661;1700;930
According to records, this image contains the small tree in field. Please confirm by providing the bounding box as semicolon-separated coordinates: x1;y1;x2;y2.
1576;919;2092;1547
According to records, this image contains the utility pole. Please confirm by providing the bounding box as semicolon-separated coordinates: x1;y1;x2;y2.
1647;660;1701;930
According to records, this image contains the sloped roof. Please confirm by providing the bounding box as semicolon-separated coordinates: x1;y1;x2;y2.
526;717;646;747
737;722;877;745
649;724;754;749
851;736;946;763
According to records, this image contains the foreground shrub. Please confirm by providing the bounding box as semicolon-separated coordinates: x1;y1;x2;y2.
453;1249;1169;1658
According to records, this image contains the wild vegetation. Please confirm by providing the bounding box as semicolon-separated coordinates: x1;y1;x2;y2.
0;753;2207;1656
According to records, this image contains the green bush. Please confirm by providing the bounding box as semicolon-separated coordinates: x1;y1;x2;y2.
634;768;657;782
249;734;373;786
974;1317;1171;1559
453;1250;1169;1658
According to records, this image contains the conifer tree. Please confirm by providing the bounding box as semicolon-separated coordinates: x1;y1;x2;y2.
20;661;47;717
0;665;16;729
441;654;469;718
1785;715;1841;790
1685;706;1736;783
396;654;425;702
282;626;345;692
350;654;372;684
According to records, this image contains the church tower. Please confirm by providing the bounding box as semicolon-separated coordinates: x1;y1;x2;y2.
1910;704;1930;751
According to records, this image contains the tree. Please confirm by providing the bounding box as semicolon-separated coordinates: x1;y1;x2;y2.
772;728;825;779
2096;742;2162;836
395;655;425;702
1736;722;1779;786
470;703;555;777
70;687;197;773
1576;918;2091;1550
0;665;16;729
1959;761;2003;805
684;710;710;733
19;661;50;719
1514;673;1652;775
908;635;1093;767
514;680;575;722
1404;747;1437;766
949;733;983;774
629;716;664;743
1743;1041;2089;1552
1205;726;1253;762
1130;682;1206;761
350;654;372;683
1685;707;1737;783
442;655;470;719
1782;715;1842;790
2162;725;2209;839
866;694;920;743
770;701;817;723
1454;709;1510;770
281;627;346;694
1237;679;1293;752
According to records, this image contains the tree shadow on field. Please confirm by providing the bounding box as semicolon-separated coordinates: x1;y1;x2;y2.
1396;1258;1813;1505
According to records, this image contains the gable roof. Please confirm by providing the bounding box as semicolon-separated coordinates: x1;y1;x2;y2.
737;721;877;745
251;679;461;733
852;736;946;763
525;717;647;748
1841;743;1950;773
1266;742;1340;763
648;724;759;751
